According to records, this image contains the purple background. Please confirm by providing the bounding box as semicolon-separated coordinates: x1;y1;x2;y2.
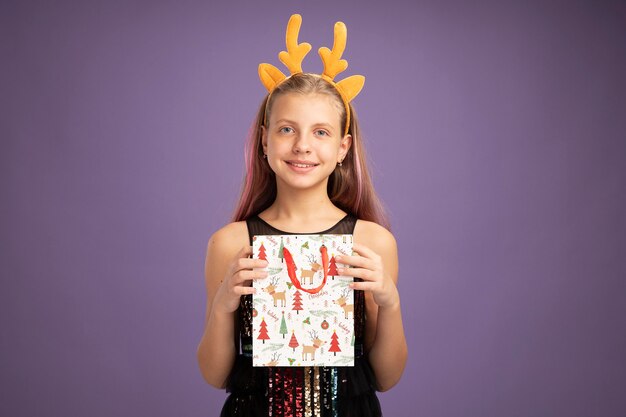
2;0;625;416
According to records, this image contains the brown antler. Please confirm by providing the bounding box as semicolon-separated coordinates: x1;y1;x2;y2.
258;14;311;92
317;19;365;128
318;22;349;81
278;14;312;74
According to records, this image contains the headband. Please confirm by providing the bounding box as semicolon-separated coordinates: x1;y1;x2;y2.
258;14;365;136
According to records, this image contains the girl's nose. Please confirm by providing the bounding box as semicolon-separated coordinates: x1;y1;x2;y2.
293;133;312;153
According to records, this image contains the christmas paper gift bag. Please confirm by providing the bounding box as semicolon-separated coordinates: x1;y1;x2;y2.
252;234;355;367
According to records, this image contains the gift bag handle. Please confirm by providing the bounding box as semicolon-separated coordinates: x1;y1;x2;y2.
283;244;329;294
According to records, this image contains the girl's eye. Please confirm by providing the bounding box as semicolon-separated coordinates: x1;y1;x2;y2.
279;127;294;134
315;130;329;137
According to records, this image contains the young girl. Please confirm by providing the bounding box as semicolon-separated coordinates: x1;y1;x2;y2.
197;14;407;417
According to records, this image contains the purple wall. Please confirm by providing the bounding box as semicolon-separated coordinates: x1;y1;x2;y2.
2;0;625;416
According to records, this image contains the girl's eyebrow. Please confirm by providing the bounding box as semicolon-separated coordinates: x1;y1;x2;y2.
312;123;334;130
275;119;298;125
275;119;335;130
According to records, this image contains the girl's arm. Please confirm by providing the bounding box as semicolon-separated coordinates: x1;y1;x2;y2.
196;222;268;388
344;223;408;392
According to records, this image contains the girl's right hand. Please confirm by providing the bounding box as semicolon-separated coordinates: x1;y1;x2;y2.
212;245;268;314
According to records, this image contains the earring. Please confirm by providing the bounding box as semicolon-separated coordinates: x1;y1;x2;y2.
263;154;267;159
338;160;343;167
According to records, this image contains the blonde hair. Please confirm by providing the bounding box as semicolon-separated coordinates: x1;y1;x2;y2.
231;73;391;230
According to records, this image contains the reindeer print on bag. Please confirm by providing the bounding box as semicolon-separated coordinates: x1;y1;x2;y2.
264;277;287;307
302;331;326;361
335;288;354;319
300;254;322;285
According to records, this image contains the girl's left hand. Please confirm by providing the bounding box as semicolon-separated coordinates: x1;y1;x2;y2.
336;242;400;309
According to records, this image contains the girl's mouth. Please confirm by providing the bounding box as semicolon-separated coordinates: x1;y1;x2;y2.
286;161;319;168
285;161;320;172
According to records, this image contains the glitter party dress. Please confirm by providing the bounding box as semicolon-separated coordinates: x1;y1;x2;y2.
220;213;381;417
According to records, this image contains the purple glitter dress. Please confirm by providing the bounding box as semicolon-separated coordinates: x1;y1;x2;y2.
220;213;381;417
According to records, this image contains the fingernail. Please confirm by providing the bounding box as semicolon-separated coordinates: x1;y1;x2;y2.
335;256;342;261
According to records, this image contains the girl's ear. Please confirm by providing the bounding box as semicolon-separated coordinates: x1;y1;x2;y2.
339;134;352;161
261;125;268;154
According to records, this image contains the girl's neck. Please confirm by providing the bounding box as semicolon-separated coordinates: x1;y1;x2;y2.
260;182;346;227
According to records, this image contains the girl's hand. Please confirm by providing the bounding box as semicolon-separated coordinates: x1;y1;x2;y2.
212;246;268;314
337;242;399;309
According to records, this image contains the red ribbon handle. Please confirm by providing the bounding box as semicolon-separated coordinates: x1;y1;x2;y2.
283;244;329;294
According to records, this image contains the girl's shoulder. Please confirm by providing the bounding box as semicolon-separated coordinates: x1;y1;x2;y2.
354;219;397;254
208;220;250;256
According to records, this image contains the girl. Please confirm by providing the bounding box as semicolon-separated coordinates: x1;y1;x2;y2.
197;14;407;417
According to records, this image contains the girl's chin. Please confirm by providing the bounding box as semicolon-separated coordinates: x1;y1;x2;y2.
275;174;329;191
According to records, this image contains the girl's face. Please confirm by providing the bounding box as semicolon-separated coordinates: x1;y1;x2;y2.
262;92;351;192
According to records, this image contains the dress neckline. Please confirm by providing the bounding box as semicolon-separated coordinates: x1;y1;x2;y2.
254;213;351;235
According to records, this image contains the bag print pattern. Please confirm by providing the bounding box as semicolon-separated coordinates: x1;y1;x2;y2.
252;234;355;367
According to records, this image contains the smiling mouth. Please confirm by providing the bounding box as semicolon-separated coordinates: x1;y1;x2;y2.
286;161;319;168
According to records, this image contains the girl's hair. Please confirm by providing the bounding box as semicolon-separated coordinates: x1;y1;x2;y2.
231;73;390;230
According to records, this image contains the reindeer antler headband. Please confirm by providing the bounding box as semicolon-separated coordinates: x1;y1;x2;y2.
259;14;365;135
